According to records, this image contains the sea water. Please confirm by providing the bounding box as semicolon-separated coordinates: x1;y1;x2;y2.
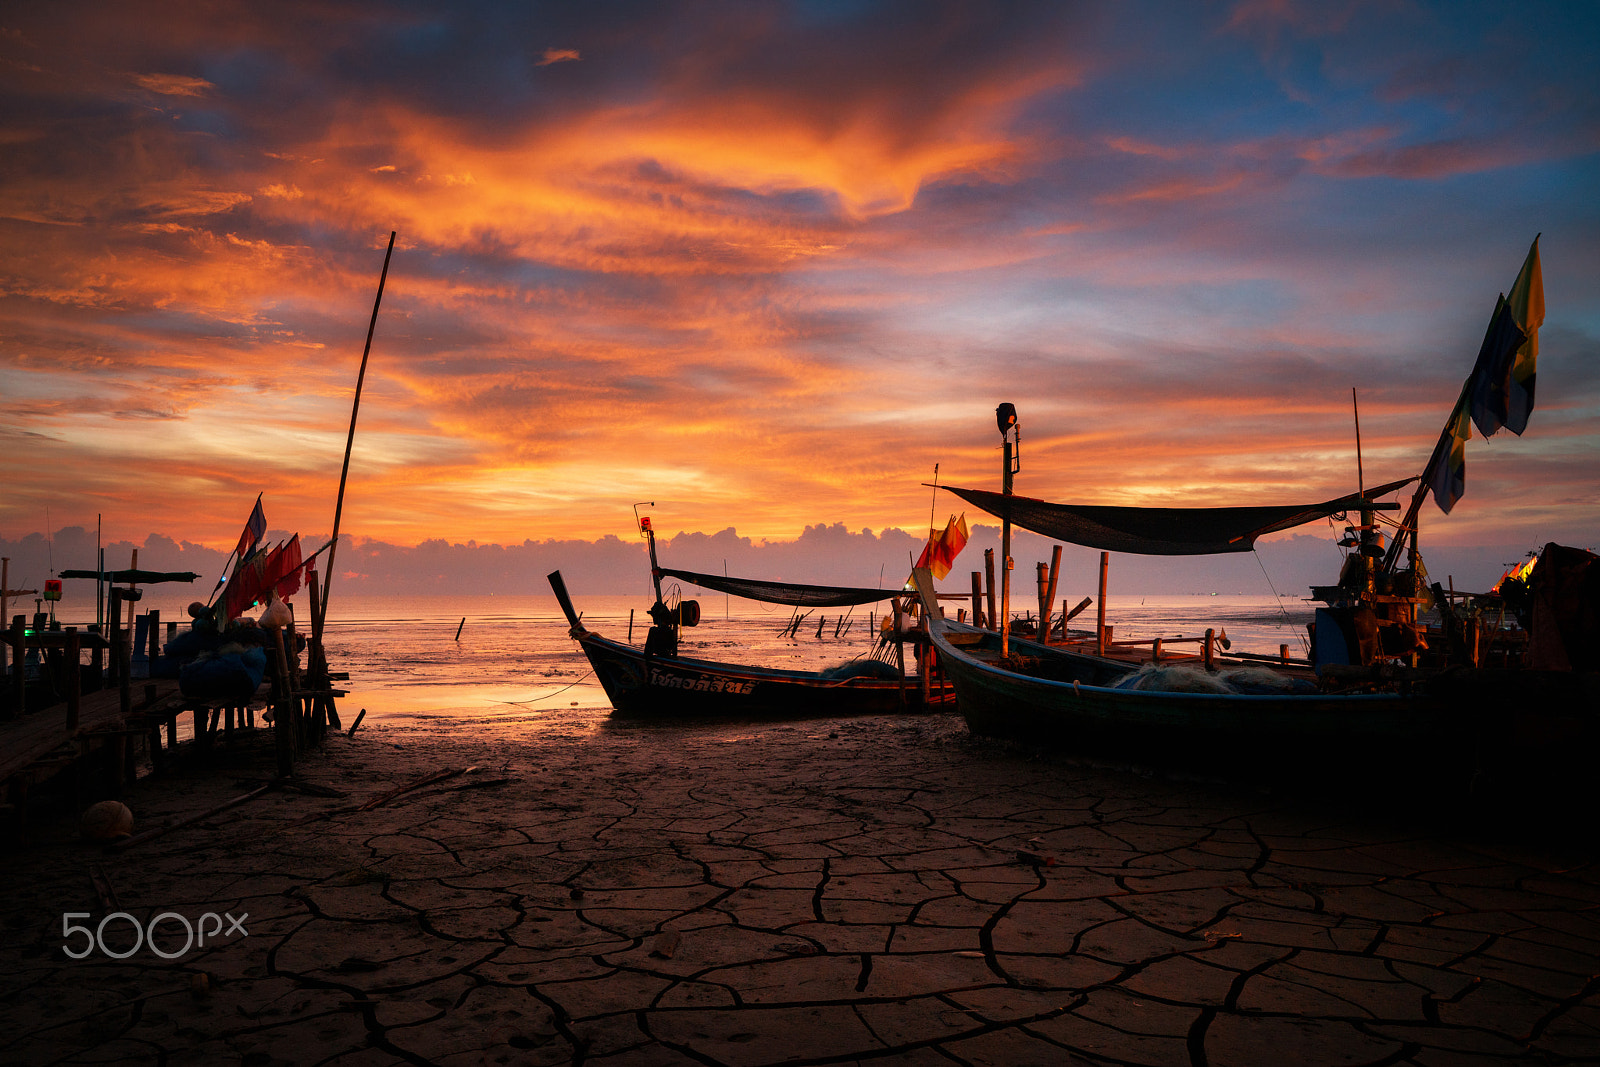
66;587;1318;728
325;590;1317;726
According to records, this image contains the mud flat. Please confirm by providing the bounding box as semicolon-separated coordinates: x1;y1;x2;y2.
3;710;1598;1066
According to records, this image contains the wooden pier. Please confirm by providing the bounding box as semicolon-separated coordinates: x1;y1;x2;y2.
1;601;345;841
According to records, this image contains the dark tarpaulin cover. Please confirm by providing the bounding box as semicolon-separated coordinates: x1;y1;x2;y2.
656;567;902;607
58;569;201;584
939;477;1414;556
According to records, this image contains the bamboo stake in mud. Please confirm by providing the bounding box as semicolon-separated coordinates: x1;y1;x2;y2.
1041;545;1062;644
984;550;996;633
1096;552;1109;656
320;231;397;627
1035;562;1047;636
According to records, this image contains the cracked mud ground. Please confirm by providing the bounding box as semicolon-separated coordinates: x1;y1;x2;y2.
3;713;1599;1066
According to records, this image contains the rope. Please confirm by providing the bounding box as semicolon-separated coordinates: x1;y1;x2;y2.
495;669;596;706
1251;548;1295;621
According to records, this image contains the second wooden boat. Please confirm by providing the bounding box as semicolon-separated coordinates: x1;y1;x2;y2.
549;570;931;718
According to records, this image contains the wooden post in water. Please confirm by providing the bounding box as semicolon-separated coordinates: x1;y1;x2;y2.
984;550;996;634
1035;562;1048;639
1096;552;1109;656
1203;629;1216;670
970;571;983;628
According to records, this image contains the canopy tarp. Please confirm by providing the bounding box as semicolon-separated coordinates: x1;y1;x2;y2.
59;569;201;584
656;567;902;608
939;477;1414;556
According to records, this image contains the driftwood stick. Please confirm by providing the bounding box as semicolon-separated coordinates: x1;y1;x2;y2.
357;766;469;812
88;863;120;911
110;783;274;851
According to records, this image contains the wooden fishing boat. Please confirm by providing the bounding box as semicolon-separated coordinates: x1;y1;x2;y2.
548;570;930;718
911;569;1467;780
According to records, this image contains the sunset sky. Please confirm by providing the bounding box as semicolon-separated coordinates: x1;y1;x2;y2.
3;1;1597;588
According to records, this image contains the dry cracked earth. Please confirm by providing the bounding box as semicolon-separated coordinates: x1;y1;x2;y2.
3;712;1599;1066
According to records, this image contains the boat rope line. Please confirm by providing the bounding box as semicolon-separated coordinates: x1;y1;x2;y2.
1251;548;1295;621
495;669;597;706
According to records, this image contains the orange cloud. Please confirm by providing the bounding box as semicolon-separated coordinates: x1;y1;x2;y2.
130;72;214;97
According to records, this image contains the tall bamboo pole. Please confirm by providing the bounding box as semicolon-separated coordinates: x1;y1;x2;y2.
1000;437;1013;657
319;231;397;627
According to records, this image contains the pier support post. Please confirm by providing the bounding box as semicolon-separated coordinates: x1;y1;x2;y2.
272;628;295;777
9;616;24;717
65;633;80;732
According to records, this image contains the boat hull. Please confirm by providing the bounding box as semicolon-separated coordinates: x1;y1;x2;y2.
577;631;922;719
927;616;1469;781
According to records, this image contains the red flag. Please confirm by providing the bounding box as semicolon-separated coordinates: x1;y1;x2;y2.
914;513;969;581
222;541;275;621
220;535;307;620
269;535;304;598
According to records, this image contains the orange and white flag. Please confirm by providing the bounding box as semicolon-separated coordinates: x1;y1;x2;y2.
914;513;969;581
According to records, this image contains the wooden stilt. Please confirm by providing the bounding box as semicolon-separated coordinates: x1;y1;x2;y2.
65;633;80;732
272;628;295;777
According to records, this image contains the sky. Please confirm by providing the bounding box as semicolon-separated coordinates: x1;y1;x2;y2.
2;0;1597;597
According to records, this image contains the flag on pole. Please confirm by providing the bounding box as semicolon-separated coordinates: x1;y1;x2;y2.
1469;236;1543;437
914;513;970;581
234;496;267;558
1426;236;1545;515
1503;234;1543;434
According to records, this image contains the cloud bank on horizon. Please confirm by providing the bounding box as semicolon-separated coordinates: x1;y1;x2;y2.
2;1;1597;570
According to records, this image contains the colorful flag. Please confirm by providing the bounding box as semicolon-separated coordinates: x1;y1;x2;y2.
914;513;970;580
234;496;266;558
1469;237;1543;437
1467;296;1526;438
1426;405;1471;514
1503;235;1543;434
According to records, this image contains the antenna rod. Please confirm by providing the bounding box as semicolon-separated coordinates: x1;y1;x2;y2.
320;231;397;626
1352;387;1365;495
